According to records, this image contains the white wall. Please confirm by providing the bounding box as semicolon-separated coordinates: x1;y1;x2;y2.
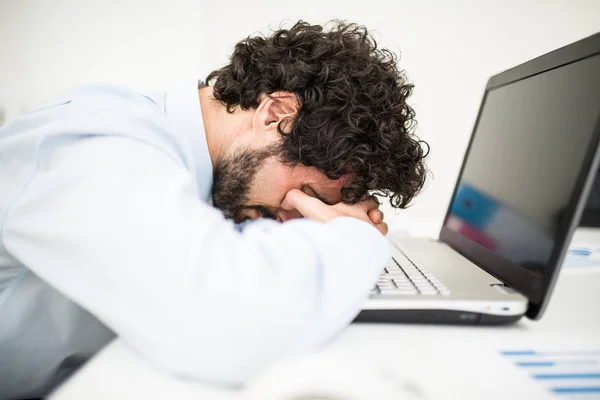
1;0;600;236
0;0;208;118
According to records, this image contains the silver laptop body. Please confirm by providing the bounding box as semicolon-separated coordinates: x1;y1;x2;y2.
357;32;600;325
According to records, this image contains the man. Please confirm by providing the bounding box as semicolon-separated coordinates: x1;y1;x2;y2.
0;21;427;399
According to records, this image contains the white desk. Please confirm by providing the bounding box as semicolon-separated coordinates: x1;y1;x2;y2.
51;229;600;400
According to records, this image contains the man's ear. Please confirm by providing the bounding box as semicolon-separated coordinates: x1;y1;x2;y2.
253;91;299;134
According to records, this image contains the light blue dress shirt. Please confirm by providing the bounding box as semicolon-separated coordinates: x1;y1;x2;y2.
0;82;390;399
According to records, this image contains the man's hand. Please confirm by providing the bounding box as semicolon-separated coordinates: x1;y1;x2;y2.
281;189;388;235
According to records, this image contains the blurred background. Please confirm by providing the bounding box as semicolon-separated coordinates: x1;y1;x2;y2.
1;0;599;237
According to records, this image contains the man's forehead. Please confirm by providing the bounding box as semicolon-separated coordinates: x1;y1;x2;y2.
302;166;352;184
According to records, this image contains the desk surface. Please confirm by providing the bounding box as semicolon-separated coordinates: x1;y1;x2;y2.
51;229;600;400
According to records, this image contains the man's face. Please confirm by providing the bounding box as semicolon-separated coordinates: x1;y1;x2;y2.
212;145;348;223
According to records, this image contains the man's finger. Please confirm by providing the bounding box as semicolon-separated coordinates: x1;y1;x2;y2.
368;208;383;224
281;189;329;221
280;189;306;211
377;222;389;236
358;195;380;213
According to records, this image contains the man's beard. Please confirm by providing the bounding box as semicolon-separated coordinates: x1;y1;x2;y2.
211;144;281;223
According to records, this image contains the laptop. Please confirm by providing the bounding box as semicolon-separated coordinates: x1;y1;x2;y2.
357;32;600;325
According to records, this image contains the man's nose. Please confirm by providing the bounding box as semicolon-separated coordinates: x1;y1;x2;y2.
277;208;303;222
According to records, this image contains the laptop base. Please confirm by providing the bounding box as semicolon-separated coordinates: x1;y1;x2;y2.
354;309;523;325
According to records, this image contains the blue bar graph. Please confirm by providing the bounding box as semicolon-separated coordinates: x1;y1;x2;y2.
516;360;597;367
501;351;537;356
552;387;600;394
502;350;600;356
535;373;600;380
501;349;600;398
516;362;555;367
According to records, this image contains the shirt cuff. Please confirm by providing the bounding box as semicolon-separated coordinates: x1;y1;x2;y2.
326;216;391;274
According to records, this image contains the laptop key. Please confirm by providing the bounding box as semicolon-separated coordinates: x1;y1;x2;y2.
396;289;418;295
373;255;450;298
380;288;403;295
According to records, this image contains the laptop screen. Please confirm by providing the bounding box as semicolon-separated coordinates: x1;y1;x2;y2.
444;53;600;280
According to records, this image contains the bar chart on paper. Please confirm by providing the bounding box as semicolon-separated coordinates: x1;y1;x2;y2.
563;248;600;269
501;349;600;398
564;229;600;269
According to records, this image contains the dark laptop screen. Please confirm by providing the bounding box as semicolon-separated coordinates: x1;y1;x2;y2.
444;54;600;278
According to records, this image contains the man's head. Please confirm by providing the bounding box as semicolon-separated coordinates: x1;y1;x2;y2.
206;20;428;223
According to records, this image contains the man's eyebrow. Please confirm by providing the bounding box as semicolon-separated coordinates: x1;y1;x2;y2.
305;184;335;206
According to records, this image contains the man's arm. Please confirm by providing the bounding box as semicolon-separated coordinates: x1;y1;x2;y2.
2;135;389;384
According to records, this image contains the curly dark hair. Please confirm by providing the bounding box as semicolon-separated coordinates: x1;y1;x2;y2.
206;20;429;208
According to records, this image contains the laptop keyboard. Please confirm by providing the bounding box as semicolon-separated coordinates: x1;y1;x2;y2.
371;251;451;296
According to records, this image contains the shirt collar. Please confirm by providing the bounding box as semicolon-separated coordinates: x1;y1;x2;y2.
165;82;213;202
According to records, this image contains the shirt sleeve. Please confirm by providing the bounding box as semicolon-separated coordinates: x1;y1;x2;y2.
2;134;390;385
